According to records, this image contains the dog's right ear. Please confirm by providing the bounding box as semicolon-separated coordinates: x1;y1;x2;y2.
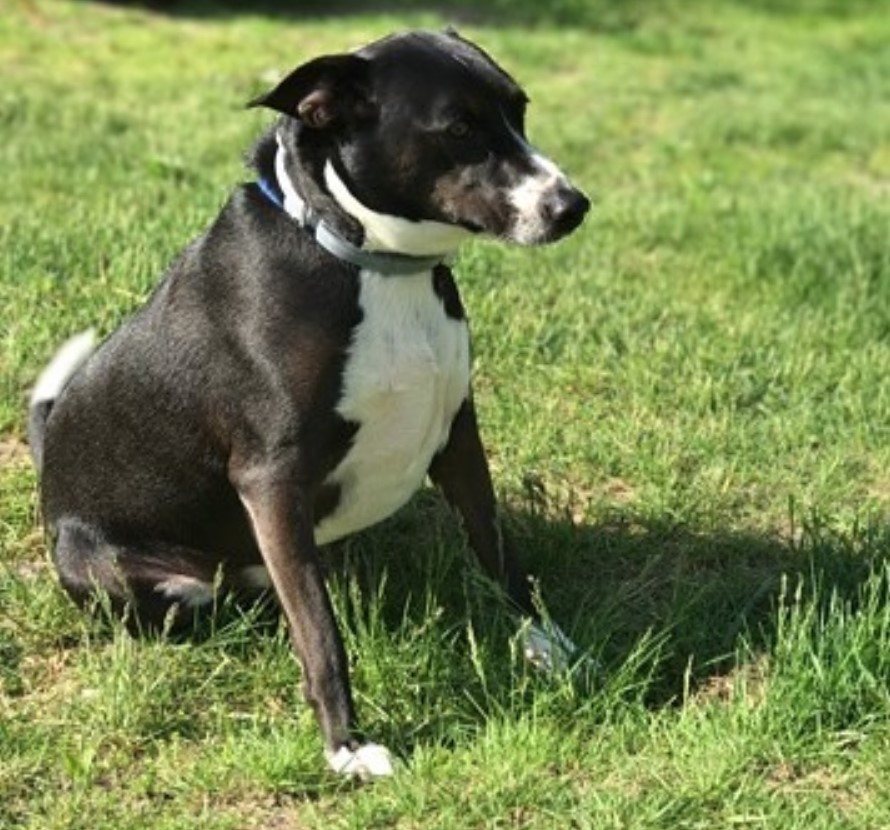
247;54;373;128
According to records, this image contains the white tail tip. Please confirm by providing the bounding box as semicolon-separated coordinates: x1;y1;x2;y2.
31;329;98;405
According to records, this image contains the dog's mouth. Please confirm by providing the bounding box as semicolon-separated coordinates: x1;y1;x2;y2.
441;192;590;247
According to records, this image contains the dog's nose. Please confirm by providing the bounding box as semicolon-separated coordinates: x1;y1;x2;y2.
544;186;591;236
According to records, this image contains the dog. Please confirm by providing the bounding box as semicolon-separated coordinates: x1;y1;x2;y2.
28;29;589;779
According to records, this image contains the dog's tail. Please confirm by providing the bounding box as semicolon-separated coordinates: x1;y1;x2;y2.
28;330;98;473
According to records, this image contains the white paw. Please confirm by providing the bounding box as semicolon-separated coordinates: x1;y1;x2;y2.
522;620;577;673
326;742;394;780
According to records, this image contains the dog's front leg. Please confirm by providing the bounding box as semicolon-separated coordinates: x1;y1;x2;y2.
429;400;535;616
429;399;576;671
234;465;393;779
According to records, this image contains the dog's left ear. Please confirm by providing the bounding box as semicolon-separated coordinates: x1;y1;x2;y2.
247;54;373;128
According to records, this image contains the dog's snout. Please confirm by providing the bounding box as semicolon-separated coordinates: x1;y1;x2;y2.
544;186;590;235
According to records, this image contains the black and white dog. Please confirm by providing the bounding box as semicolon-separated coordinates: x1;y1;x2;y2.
28;30;589;778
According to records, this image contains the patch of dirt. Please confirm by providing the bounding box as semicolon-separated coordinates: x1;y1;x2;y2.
207;793;314;830
765;762;868;817
866;478;890;507
0;437;30;469
693;655;769;707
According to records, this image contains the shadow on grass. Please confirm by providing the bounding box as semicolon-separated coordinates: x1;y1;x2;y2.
331;486;889;707
92;0;874;29
5;481;885;767
8;483;883;705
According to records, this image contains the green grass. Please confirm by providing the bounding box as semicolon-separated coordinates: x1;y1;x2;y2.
2;0;890;827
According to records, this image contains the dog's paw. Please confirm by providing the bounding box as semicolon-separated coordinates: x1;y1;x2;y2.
522;620;577;673
326;742;394;780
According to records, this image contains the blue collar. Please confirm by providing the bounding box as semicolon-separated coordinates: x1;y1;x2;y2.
256;175;285;211
254;174;448;277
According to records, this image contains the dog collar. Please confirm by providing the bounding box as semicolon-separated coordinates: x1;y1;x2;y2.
255;134;448;276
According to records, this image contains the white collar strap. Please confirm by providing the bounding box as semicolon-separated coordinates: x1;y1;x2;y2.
258;133;451;276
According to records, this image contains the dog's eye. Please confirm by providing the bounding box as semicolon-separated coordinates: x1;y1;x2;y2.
447;120;471;139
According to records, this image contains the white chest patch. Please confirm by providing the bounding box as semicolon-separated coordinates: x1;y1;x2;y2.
315;270;470;545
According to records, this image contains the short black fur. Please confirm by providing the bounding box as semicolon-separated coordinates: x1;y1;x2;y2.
30;29;589;773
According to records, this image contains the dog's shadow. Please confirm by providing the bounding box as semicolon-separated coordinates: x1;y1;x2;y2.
92;1;830;32
322;485;886;718
92;0;644;32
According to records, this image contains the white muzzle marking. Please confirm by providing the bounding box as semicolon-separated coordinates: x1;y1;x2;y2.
502;115;574;245
507;152;572;245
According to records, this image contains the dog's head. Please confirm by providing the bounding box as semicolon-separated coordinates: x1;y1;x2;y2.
250;30;589;254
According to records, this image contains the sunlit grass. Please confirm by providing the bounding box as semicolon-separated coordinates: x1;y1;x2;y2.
2;1;889;827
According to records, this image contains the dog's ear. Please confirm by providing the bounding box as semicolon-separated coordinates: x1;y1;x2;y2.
247;54;373;128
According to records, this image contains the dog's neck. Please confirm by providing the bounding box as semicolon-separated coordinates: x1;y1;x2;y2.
320;162;471;257
258;130;466;274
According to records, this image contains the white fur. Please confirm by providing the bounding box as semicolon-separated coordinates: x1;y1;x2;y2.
275;132;310;223
501;116;574;245
238;563;273;591
326;742;394;779
154;575;215;608
324;162;472;256
31;329;98;404
522;620;576;672
315;270;470;545
507;152;570;245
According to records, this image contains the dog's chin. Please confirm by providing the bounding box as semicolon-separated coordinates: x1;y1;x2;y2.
436;195;589;247
502;216;587;247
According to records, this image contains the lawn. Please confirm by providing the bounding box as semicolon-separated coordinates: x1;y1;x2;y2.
2;0;890;827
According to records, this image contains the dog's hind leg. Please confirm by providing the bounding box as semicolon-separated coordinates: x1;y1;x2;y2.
52;518;225;634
